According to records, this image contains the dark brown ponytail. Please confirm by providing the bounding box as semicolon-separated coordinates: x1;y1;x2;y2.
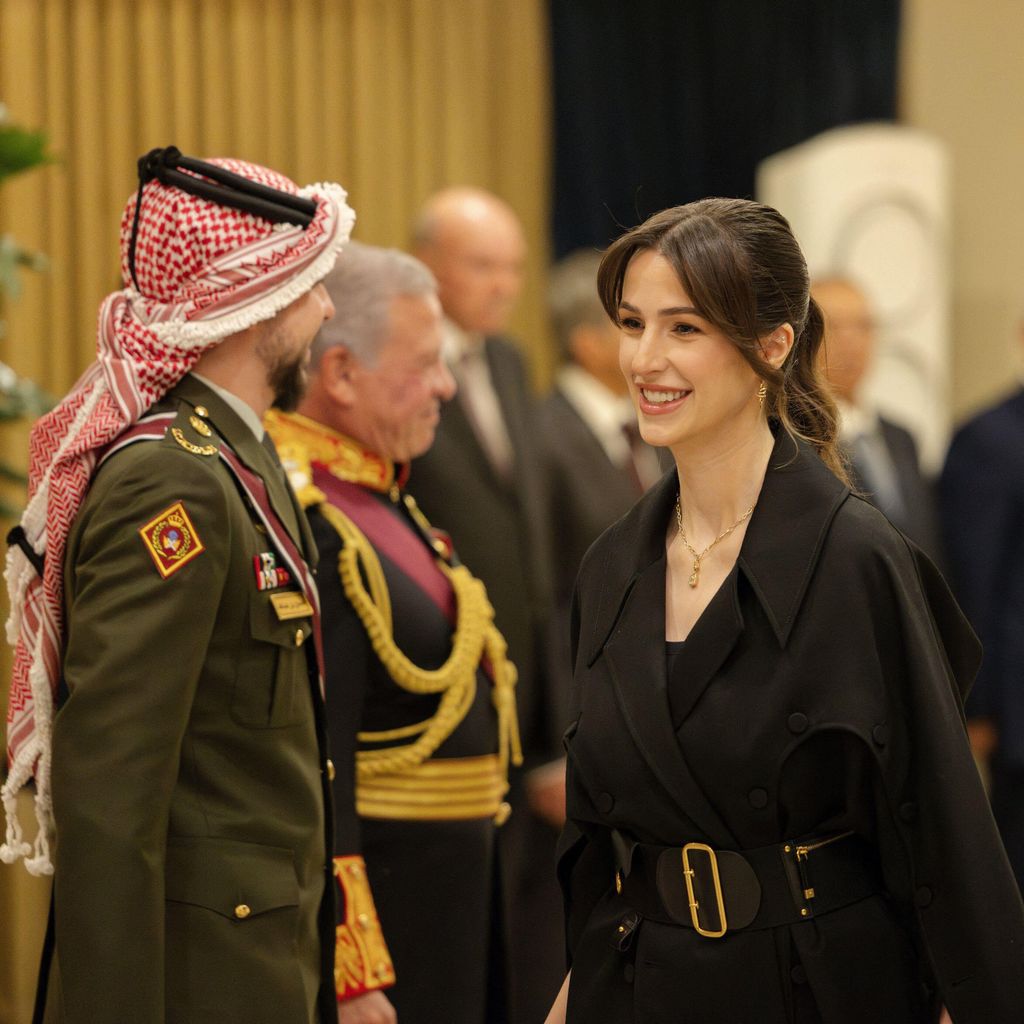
597;198;849;483
771;295;847;480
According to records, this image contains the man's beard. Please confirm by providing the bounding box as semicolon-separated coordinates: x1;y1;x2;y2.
258;327;309;413
268;354;307;412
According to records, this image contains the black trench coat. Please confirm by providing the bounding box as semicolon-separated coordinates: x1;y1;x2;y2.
558;433;1024;1024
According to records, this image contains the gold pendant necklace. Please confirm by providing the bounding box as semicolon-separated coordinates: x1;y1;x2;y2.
674;495;754;587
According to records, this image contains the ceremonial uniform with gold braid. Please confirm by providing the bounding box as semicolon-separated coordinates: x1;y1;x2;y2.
266;410;521;1024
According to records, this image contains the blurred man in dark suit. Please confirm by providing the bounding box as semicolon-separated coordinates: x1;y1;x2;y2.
939;325;1024;889
813;276;944;561
541;249;663;701
409;188;563;1024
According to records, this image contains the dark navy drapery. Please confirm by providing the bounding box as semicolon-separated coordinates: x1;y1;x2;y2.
549;0;902;256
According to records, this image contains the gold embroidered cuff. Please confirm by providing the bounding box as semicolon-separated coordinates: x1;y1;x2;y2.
333;855;395;1000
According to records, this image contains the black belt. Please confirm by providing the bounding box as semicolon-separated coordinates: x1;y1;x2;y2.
612;830;881;938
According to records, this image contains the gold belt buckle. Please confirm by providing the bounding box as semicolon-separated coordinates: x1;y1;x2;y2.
681;842;728;938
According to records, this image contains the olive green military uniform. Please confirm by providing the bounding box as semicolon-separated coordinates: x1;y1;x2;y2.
42;375;335;1024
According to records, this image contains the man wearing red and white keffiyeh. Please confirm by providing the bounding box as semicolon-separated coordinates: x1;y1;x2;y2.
2;148;355;1023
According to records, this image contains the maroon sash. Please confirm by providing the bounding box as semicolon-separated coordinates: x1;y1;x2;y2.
315;468;456;625
101;414;325;694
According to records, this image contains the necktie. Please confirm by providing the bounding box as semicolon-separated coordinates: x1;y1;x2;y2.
621;421;646;496
851;430;906;523
455;347;514;480
622;420;662;494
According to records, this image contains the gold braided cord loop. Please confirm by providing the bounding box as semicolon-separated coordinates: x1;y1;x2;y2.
316;502;522;782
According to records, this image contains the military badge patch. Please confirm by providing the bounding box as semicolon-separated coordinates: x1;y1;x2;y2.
139;501;205;578
254;551;292;591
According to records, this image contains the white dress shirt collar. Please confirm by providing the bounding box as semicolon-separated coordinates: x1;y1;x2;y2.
190;372;266;441
556;364;633;465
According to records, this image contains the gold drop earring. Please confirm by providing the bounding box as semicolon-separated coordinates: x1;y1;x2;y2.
757;380;767;409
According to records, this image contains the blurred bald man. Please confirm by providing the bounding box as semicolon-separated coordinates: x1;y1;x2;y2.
409;188;564;1024
814;276;943;561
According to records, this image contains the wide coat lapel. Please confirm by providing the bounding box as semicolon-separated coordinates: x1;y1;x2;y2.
440;378;513;496
602;556;738;846
583;470;737;846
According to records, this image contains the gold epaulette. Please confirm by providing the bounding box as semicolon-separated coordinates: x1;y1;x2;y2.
333;855;395;1000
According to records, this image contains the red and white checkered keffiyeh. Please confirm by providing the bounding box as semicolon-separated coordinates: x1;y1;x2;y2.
1;158;355;874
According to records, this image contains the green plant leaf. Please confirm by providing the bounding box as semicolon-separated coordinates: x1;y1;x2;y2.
0;124;55;182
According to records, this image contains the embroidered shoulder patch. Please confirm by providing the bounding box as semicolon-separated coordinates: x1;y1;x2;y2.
139;501;206;578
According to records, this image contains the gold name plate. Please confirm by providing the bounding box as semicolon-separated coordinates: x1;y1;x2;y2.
270;591;314;621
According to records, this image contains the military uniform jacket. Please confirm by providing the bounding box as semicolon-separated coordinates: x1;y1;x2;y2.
559;432;1024;1024
266;412;518;1024
44;377;336;1024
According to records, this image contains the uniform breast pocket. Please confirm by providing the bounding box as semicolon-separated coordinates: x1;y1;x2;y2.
231;590;313;729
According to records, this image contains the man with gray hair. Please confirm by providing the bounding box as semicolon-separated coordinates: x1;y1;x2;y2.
544;249;663;613
540;248;665;753
267;241;521;1024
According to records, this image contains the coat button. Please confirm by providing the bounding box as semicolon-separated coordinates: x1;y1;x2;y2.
597;792;615;814
899;801;918;823
790;965;807;985
915;886;933;907
872;723;889;747
748;788;769;809
295;628;304;646
234;904;252;919
787;712;808;734
326;758;336;781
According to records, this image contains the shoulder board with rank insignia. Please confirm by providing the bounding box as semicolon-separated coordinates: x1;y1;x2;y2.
139;501;205;578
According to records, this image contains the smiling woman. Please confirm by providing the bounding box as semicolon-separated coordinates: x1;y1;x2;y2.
547;199;1024;1024
597;198;843;482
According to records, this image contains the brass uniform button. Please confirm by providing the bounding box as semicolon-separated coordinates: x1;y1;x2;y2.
194;406;209;418
234;904;251;919
357;913;370;929
493;801;512;827
294;628;304;646
326;758;336;781
348;863;363;880
374;963;390;980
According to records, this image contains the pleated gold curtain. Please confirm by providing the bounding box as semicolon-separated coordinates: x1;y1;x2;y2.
0;2;551;1017
0;0;553;398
